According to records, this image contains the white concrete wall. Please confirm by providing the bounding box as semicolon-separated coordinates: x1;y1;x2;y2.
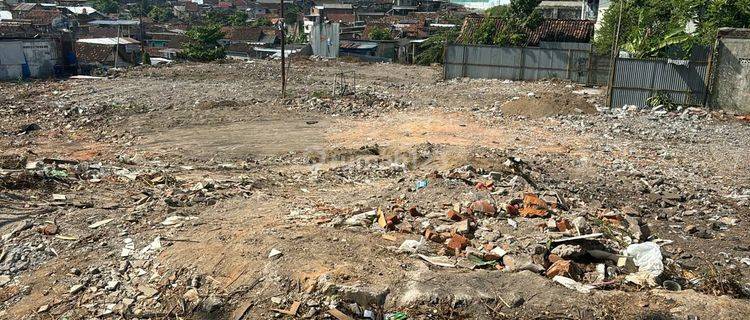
712;34;750;112
0;39;58;80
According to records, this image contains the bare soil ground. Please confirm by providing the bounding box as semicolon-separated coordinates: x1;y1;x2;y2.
1;59;749;320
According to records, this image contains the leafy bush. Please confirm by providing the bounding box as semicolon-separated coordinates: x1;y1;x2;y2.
179;24;226;62
368;26;392;40
416;28;459;65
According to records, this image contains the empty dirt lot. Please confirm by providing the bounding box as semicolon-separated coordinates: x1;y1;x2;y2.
1;59;750;319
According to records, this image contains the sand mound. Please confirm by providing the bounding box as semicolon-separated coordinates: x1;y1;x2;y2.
502;93;596;118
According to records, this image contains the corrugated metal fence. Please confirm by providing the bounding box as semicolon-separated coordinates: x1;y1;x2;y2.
444;43;710;107
310;22;340;59
444;43;610;85
610;58;708;108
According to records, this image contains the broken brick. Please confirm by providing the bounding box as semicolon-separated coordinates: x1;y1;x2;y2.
556;218;572;232
446;209;462;221
520;193;549;217
546;259;581;279
38;224;58;236
469;200;496;216
447;234;469;252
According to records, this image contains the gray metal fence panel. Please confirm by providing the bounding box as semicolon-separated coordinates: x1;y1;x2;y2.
445;44;709;108
311;22;339;58
611;58;708;108
444;44;609;85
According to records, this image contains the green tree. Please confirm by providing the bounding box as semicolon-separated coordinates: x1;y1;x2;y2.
284;4;302;26
251;16;272;27
148;6;174;23
229;11;249;26
130;0;152;17
204;11;230;26
142;51;152;65
594;0;750;57
416;27;459;65
594;0;695;56
93;0;119;14
368;26;392;40
180;24;226;62
695;0;750;44
470;0;542;46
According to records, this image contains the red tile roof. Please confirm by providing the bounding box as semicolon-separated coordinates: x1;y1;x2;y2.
457;18;594;46
325;13;355;23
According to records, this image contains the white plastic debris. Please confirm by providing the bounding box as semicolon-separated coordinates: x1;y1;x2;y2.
121;238;135;257
417;254;456;268
268;248;283;259
490;247;507;258
507;218;518;229
161;215;196;226
553;276;595;294
140;237;162;256
363;309;375;319
624;242;664;277
88;218;113;229
397;237;425;254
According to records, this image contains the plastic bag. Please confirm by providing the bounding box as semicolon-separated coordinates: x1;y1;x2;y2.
624;242;663;277
397;237;425;253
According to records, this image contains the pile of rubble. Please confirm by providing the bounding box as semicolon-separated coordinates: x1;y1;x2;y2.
280;153;750;318
291;91;411;117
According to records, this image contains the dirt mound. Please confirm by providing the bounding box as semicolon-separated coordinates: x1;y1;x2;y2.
502;93;596;118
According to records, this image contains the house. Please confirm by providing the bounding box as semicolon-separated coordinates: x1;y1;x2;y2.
0;37;62;79
456;18;595;47
538;0;601;21
11;3;61;26
215;1;233;9
538;1;585;20
174;1;201;20
255;0;293;16
390;0;418;16
144;30;187;58
339;40;378;56
56;0;93;6
0;10;11;21
234;0;248;10
310;3;354;23
245;2;268;18
60;6;105;23
221;26;280;57
220;26;279;46
75;37;140;69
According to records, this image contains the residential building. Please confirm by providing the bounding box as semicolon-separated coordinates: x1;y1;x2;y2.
538;1;585;20
310;3;354;23
75;36;140;69
11;3;61;26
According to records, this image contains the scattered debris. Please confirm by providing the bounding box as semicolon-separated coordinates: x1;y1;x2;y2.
268;249;283;259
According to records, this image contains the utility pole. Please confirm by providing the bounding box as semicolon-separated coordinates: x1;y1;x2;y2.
114;24;121;69
606;0;624;108
140;0;146;64
280;0;286;98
